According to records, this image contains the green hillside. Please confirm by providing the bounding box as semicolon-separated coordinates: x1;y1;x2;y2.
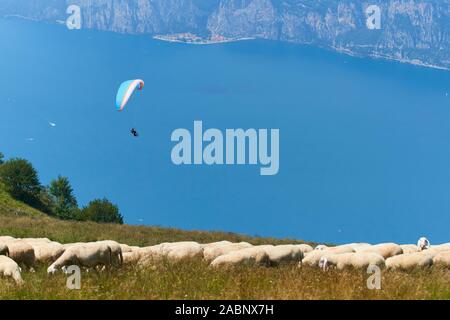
0;183;313;247
0;182;45;218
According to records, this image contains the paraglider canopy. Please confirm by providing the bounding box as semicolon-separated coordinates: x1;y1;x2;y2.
115;79;145;111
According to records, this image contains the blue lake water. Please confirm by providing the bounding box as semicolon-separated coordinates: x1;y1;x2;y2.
1;18;449;244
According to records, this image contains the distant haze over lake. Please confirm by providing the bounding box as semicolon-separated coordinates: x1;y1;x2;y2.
1;18;449;244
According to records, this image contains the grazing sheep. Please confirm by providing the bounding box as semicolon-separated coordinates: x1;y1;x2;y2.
411;247;442;259
62;242;87;249
344;243;372;251
301;246;355;267
330;246;356;254
138;245;164;260
319;252;385;271
400;244;420;254
22;238;52;245
210;247;270;268
295;244;313;254
6;240;36;270
97;240;123;267
47;243;112;274
263;245;304;266
356;243;403;259
417;237;431;251
165;242;204;261
314;245;329;251
139;245;157;253
119;244;133;253
32;242;65;264
0;236;15;242
385;252;433;270
0;244;9;257
432;251;450;267
122;251;142;265
0;255;23;285
201;241;233;249
139;242;204;265
430;243;450;252
164;242;203;258
203;242;253;261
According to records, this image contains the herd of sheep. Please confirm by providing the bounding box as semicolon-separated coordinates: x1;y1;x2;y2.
0;235;449;285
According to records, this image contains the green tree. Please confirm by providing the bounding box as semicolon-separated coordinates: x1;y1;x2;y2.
36;187;55;215
81;198;123;224
0;152;4;165
49;176;78;219
0;158;41;205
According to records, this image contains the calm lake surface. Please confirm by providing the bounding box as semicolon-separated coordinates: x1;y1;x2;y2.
1;18;449;243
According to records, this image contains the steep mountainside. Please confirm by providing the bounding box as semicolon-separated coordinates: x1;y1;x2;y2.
1;0;448;68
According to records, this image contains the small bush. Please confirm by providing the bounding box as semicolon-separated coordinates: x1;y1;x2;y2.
81;198;123;224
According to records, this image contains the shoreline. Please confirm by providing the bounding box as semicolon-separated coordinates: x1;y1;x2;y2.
153;35;255;45
2;15;448;71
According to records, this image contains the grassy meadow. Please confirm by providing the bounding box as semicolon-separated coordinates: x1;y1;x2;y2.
0;187;449;300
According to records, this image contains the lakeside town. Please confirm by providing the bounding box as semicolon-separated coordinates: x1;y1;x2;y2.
153;33;254;45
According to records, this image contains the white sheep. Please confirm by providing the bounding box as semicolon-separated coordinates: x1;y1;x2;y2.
326;245;355;254
344;243;372;251
138;245;163;259
139;242;204;265
295;244;313;254
5;240;36;270
62;242;87;249
263;245;304;266
201;241;233;249
385;252;433;270
319;252;385;271
432;251;450;267
32;242;65;264
203;242;253;261
0;255;23;285
122;251;142;265
96;240;123;267
417;237;431;251
0;236;15;242
430;243;450;252
356;243;403;259
0;244;9;256
119;244;133;253
314;245;329;251
165;242;204;261
400;244;420;254
210;247;270;268
47;242;112;274
22;238;52;245
301;246;355;267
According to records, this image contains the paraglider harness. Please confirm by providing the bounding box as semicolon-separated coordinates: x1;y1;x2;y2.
131;128;139;137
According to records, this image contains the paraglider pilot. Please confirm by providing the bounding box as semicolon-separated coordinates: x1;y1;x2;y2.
115;79;145;138
131;128;139;137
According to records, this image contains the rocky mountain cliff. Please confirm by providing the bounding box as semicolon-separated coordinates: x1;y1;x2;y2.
1;0;449;69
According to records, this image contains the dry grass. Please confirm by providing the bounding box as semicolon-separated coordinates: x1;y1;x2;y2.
0;260;448;300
